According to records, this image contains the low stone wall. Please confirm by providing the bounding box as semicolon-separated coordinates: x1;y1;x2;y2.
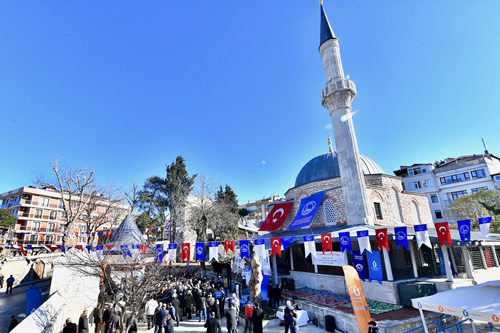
290;271;400;304
11;291;67;333
282;294;445;333
0;253;63;287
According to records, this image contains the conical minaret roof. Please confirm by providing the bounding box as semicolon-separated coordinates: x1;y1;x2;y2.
106;214;146;246
320;3;336;47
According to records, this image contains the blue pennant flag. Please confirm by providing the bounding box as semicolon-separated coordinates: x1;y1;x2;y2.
367;251;383;284
281;236;295;251
97;232;102;237
27;244;33;250
394;226;408;250
352;250;366;280
239;240;250;260
86;245;93;253
155;244;164;263
121;245;132;259
457;219;471;244
195;242;205;262
287;192;325;229
338;232;352;254
57;245;66;253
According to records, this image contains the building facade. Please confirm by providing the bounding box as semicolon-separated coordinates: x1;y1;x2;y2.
239;194;283;229
0;186;129;253
394;153;500;223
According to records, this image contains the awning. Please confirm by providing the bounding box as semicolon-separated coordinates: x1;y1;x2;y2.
412;280;500;323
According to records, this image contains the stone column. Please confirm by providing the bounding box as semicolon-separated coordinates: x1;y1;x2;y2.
290;246;294;271
461;246;474;280
382;247;394;281
409;241;419;278
441;245;454;282
272;254;279;285
479;246;487;269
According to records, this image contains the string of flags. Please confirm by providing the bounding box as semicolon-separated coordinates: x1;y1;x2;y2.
5;219;494;266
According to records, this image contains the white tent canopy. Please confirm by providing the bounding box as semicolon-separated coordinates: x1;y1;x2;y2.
412;280;500;324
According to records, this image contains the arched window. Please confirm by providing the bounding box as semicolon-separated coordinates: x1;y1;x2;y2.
323;199;336;225
411;201;421;224
391;188;403;223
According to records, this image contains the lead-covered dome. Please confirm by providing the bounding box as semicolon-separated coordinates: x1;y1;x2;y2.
294;151;384;187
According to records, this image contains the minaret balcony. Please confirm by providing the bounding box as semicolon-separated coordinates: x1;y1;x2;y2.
321;79;357;109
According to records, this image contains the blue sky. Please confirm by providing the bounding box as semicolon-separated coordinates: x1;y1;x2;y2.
1;1;500;204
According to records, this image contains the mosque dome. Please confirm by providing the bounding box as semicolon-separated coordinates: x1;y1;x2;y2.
294;151;384;187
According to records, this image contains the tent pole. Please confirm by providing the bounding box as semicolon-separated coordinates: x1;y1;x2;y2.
470;319;477;333
418;308;429;333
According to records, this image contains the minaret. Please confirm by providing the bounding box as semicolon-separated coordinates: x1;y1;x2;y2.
319;3;374;225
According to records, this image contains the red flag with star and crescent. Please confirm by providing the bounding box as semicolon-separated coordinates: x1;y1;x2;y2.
376;228;390;251
271;237;282;257
436;222;453;247
321;233;332;253
182;243;191;262
224;240;234;253
258;201;294;232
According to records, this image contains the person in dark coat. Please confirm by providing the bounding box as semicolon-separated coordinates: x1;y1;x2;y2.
210;299;220;320
6;275;14;294
178;291;185;320
272;284;281;308
267;283;274;308
93;303;103;333
252;303;264;333
78;310;89;333
171;294;181;326
368;320;380;333
185;290;194;319
225;303;237;333
290;311;299;333
160;304;169;331
102;305;113;333
0;273;4;289
62;318;78;333
154;303;164;333
198;293;207;322
204;312;221;333
126;312;139;333
8;315;18;332
168;303;177;328
284;300;293;333
165;314;175;333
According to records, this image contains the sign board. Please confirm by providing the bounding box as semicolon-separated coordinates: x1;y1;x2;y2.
312;251;345;266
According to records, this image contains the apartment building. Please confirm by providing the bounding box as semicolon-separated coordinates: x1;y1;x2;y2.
394;153;500;223
0;185;129;250
238;194;283;228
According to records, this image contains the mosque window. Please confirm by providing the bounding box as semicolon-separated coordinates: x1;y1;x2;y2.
435;210;443;219
430;194;438;203
323;199;336;225
373;202;383;220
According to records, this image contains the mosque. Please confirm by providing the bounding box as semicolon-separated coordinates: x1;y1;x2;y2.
254;3;500;332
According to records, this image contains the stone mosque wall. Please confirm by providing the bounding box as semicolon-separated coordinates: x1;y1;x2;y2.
280;173;433;229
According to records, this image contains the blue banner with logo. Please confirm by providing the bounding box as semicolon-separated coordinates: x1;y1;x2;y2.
195;242;205;262
457;219;471;244
394;226;408;250
287;192;325;229
367;250;383;284
121;245;132;259
239;240;250;260
338;232;352;254
352;250;366;280
155;244;164;263
57;245;66;253
281;236;295;251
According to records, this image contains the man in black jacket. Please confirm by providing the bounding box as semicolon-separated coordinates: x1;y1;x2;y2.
62;318;77;333
204;312;221;333
93;303;103;333
102;306;113;333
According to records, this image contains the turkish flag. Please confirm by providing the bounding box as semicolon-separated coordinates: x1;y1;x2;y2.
182;243;191;262
271;237;282;257
75;245;84;251
321;233;333;253
18;245;26;256
375;228;390;252
436;222;453;247
108;231;113;238
224;240;234;253
259;201;294;231
105;245;114;251
139;244;149;254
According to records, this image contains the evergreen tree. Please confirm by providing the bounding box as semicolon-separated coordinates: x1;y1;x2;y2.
0;209;16;228
165;156;197;242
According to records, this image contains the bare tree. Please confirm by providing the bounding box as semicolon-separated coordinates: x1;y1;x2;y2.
36;161;128;245
125;184;140;215
62;247;172;333
187;173;216;243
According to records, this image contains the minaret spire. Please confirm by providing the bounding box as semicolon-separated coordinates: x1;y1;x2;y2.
319;4;374;225
320;2;335;47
